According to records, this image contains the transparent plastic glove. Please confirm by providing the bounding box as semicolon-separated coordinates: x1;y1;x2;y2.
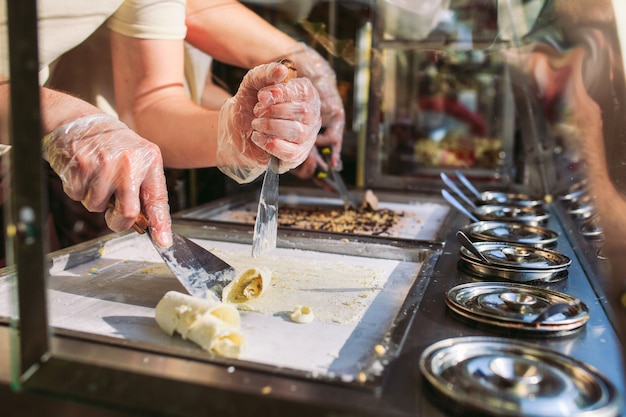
42;114;173;247
286;43;346;170
217;61;321;184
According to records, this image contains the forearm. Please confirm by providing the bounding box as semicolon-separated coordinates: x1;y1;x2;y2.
111;33;221;168
129;93;220;168
200;79;231;110
111;31;321;178
1;83;102;139
0;80;9;143
40;87;103;136
185;0;299;68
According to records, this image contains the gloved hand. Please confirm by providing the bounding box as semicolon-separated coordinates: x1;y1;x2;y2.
42;114;173;247
286;43;346;171
217;61;322;184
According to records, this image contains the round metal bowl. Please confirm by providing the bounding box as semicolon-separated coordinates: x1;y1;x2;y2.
472;204;550;226
460;241;571;270
476;191;545;208
446;282;589;335
557;181;587;204
580;215;604;241
419;336;621;417
566;195;596;221
459;260;569;282
459;242;571;282
462;221;559;248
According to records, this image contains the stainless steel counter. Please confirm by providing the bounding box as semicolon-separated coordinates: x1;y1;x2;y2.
0;202;624;417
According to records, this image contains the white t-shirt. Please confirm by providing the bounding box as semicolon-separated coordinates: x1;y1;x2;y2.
0;0;186;80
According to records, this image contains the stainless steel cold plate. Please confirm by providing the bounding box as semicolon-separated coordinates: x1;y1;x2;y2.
419;336;621;417
462;221;559;248
475;191;545;208
460;241;571;270
473;204;550;226
445;282;589;334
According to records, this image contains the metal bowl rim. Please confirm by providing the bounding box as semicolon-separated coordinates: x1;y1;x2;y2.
419;336;621;417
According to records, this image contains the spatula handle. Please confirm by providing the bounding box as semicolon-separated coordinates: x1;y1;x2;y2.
132;212;149;234
279;59;297;82
108;199;149;234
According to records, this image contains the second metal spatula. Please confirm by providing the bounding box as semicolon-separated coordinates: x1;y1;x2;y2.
251;155;279;258
250;59;297;258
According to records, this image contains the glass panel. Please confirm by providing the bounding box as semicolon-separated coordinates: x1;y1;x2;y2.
380;47;509;176
367;0;518;190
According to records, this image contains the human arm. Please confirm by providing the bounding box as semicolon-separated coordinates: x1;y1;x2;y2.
109;31;321;183
185;0;346;172
39;88;173;247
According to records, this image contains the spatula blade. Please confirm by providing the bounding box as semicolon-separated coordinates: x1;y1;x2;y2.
150;232;237;302
251;155;279;258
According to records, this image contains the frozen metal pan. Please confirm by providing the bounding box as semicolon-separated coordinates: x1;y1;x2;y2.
419;336;621;417
0;226;439;391
445;282;589;335
175;187;452;243
461;221;559;248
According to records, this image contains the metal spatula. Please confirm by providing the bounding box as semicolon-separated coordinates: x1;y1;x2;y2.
133;213;237;302
251;155;279;258
250;59;297;258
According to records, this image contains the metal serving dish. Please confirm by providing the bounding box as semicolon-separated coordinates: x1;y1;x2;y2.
459;242;571;282
450;171;544;208
460;242;571;270
580;214;604;241
446;282;589;335
472;204;550;226
419;336;621;417
557;181;587;204
566;195;596;220
461;221;559;248
475;190;545;208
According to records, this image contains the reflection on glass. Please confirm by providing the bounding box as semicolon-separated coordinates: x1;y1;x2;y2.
383;48;505;175
372;0;512;183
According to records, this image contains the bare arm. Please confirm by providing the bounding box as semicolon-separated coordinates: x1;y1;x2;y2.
110;34;220;168
110;30;322;182
40;87;103;132
0;82;173;246
185;0;299;68
2;80;101;137
184;0;346;171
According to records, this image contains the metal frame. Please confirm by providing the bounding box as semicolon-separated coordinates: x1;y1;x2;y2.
6;0;50;381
